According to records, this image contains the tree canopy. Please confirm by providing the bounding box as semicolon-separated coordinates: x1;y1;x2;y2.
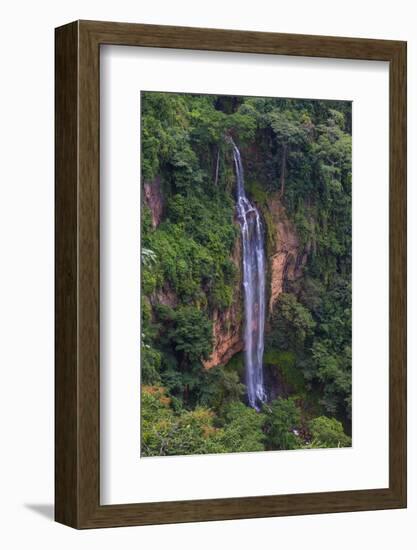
141;92;352;456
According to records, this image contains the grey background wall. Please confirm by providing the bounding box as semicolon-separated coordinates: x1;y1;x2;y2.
1;0;415;547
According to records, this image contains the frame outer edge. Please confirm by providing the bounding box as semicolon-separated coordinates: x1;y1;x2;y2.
55;21;80;528
389;41;407;506
77;19;101;527
55;19;408;528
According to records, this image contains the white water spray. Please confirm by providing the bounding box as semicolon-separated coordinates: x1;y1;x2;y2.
231;141;267;410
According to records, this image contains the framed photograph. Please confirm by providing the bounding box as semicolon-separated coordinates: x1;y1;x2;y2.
55;20;406;528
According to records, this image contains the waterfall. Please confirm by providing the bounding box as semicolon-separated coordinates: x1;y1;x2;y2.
231;141;267;410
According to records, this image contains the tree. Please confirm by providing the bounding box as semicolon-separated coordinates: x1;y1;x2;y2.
220;402;266;453
308;416;351;448
198;367;245;411
153;305;214;406
268;293;315;351
141;247;157;267
141;344;162;385
141;386;226;456
311;340;352;417
263;398;301;450
166;305;213;363
267;110;309;197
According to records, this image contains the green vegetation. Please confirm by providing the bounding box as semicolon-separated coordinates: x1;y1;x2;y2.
307;416;351;449
264;350;304;394
141;92;352;456
263;397;302;450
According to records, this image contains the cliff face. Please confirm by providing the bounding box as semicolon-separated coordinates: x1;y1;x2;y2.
143;176;164;228
204;192;306;369
203;236;243;369
267;193;307;313
143;175;305;371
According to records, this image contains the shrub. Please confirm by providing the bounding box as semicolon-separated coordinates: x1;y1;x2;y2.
308;416;351;448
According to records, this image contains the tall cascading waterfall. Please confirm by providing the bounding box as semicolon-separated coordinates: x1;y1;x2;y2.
231;140;267;410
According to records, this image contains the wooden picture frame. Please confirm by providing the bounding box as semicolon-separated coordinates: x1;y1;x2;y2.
55;20;407;529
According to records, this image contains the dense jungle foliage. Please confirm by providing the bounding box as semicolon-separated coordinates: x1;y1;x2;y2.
141;91;352;456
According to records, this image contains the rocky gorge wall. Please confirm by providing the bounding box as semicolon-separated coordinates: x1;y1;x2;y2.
143;174;307;372
203;191;307;370
203;237;243;369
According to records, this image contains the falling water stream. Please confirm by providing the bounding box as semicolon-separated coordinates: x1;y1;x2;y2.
231;140;267;410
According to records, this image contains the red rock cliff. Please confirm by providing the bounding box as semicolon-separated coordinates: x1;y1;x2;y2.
203;235;244;369
267;193;307;313
143;176;164;228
